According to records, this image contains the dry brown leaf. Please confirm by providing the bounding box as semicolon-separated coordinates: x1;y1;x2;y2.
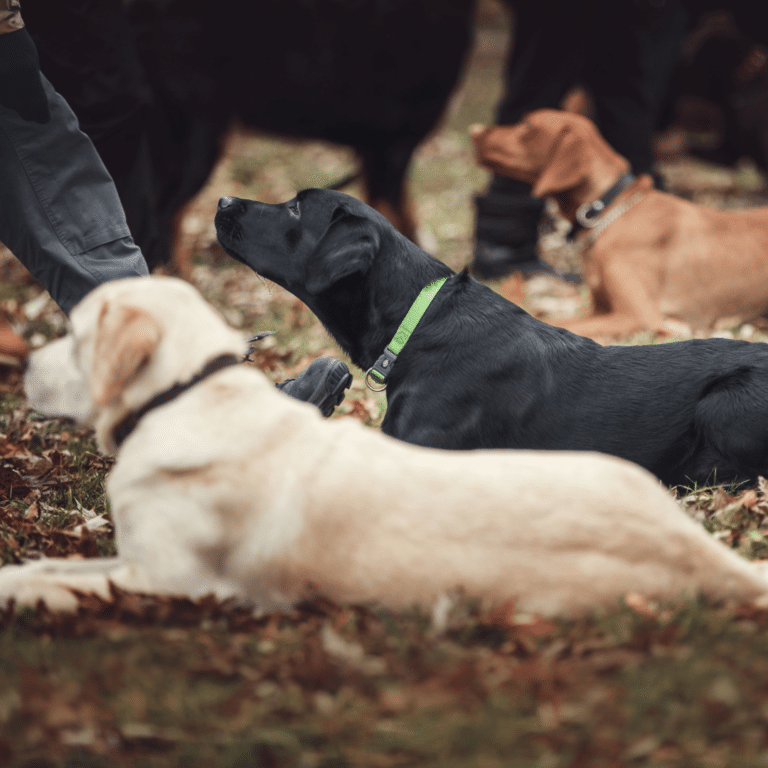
348;398;380;424
739;489;759;509
24;500;39;521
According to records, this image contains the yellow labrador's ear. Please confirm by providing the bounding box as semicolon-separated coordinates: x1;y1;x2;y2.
531;126;590;198
91;302;162;407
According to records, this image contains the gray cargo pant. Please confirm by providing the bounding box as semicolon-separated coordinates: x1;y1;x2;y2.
0;74;148;315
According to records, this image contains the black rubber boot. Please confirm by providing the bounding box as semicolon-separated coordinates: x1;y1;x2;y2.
276;356;353;418
471;188;550;280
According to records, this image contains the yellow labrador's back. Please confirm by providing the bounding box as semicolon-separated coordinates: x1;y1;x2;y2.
110;365;768;618
288;417;768;615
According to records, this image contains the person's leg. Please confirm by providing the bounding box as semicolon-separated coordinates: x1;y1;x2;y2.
26;0;164;270
473;176;547;280
585;0;687;179
473;0;594;280
0;74;148;316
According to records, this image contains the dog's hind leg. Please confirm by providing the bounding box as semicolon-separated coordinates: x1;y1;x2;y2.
554;256;670;340
359;142;418;241
686;369;768;486
554;313;642;341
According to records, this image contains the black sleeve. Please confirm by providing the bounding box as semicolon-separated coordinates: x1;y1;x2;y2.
0;27;50;122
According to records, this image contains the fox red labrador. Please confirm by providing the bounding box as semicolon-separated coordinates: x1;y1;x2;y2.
472;109;768;339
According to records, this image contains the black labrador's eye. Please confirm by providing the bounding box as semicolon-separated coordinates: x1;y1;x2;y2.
287;201;300;217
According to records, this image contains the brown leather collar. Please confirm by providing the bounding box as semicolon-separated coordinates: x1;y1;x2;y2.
112;354;240;449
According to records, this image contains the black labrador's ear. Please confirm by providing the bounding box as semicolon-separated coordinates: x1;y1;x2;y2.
304;209;380;295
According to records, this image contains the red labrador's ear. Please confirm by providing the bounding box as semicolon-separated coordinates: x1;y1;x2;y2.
532;126;590;198
91;302;162;406
305;209;380;295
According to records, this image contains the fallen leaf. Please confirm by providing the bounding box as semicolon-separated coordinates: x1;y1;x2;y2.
24;501;38;521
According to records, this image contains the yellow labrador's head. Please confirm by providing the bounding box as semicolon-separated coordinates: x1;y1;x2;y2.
24;276;247;450
471;109;629;198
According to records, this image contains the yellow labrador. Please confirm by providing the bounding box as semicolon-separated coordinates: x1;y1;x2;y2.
3;276;767;617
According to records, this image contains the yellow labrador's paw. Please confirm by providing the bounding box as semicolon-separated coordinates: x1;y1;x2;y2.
0;576;80;612
0;560;116;612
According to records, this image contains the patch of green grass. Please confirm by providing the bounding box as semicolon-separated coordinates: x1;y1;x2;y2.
39;439;111;520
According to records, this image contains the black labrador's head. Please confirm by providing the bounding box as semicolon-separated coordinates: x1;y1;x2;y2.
214;189;387;301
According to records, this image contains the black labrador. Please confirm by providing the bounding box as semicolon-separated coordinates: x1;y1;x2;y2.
215;189;768;488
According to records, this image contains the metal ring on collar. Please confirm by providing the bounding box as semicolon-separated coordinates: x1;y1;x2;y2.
575;199;605;227
365;367;387;392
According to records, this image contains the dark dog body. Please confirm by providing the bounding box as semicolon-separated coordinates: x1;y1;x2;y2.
215;189;768;488
27;0;473;270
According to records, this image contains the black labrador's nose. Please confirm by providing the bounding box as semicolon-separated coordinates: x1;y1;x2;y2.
218;196;236;210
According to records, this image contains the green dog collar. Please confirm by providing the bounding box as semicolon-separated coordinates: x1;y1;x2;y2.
365;277;448;391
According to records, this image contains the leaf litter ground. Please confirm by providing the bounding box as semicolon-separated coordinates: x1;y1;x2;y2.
3;3;768;765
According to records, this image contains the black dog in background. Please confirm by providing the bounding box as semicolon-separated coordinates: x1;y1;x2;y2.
216;189;768;489
26;0;474;270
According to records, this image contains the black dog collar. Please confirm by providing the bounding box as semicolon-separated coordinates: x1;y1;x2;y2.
112;353;241;449
567;173;637;240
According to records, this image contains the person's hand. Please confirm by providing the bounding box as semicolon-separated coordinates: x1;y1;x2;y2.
0;28;50;123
